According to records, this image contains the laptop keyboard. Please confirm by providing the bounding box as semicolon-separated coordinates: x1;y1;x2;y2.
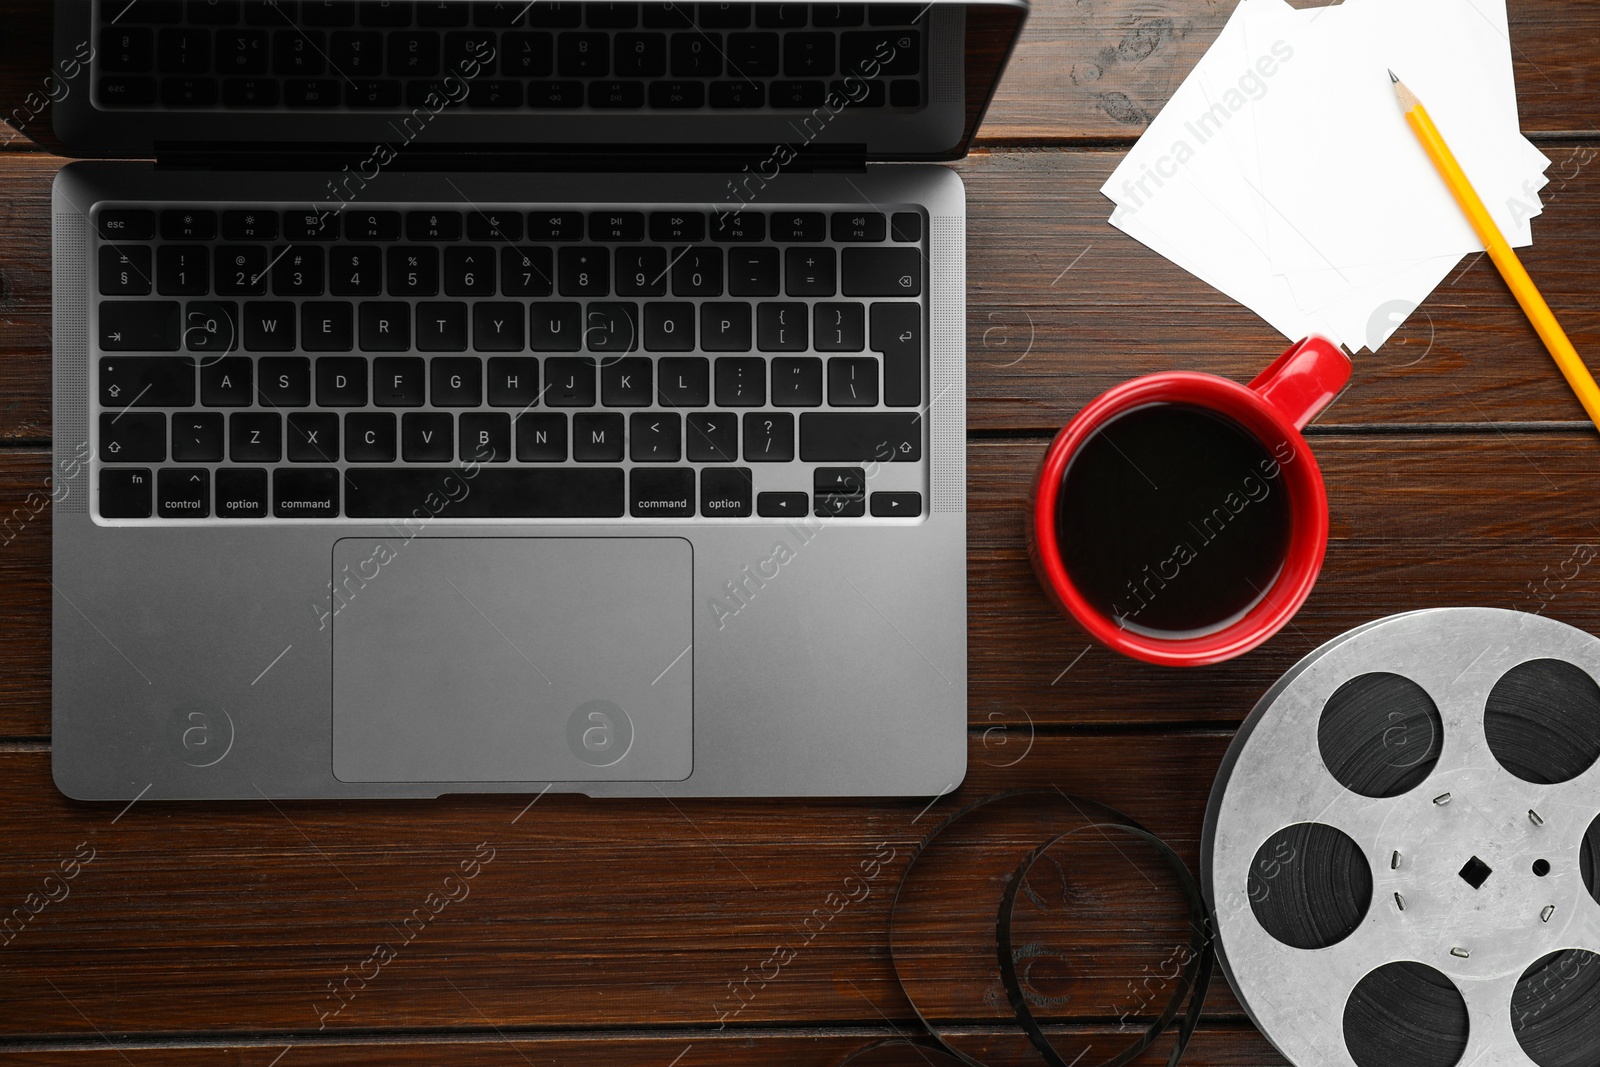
96;2;926;112
91;201;929;522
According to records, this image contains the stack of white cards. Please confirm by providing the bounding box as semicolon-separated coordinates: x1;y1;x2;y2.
1102;0;1550;352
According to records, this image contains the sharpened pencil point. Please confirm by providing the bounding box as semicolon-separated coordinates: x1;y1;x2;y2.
1388;68;1398;83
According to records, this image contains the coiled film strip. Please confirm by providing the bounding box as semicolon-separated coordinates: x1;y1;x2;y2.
1203;608;1600;1067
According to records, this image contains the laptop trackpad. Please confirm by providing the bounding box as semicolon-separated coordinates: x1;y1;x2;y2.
332;537;693;783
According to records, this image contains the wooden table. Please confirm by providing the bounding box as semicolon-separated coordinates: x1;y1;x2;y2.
1;2;1597;1062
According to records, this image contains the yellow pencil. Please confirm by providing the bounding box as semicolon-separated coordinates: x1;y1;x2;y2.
1391;70;1600;433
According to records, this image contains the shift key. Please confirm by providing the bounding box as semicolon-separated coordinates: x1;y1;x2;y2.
800;412;921;463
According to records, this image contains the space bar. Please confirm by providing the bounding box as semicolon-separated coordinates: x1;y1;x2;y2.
344;468;625;518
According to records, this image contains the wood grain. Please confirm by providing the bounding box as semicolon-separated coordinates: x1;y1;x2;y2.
0;1027;1286;1066
0;734;1242;1037
981;0;1600;142
2;432;1598;738
2;147;1599;443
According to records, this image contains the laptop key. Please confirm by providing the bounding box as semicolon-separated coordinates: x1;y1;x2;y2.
473;302;526;351
372;356;425;405
756;491;807;517
100;356;194;406
617;248;668;296
644;302;695;350
558;31;610;76
200;355;251;406
431;357;482;406
273;467;340;518
651;211;704;243
488;357;541;406
527;79;584;107
601;355;651;403
345;468;622;518
100;469;154;519
244;301;296;351
657;356;709;407
388;247;440;296
701;303;752;351
714;356;765;405
871;491;922;517
827;357;878;406
303;302;354;351
559;248;610;296
157;246;210;295
98;210;156;241
502;247;554;296
360;303;413;351
757;302;808;351
832;211;887;242
686;411;737;462
743;411;794;462
460;412;511;462
445;247;496;296
161;209;217;241
101;27;155;72
502;31;554;75
416;302;468;350
649;80;704;108
771;211;826;242
871;301;921;406
288;412;341;462
97;77;158;107
231;411;282;461
842;246;922;296
161;77;220;107
572;413;624;461
157;468;210;519
402;412;454;462
99;301;181;351
530;211;585;241
727;247;778;294
700;466;752;517
785;247;835;296
272;247;325;296
184;301;240;352
800;411;921;462
814;302;865;351
215;246;268;296
157;28;211;73
771;356;822;406
631;467;694;518
671;247;722;297
544;356;596;405
516;413;567;461
531;303;583;352
630;412;681;462
100;412;166;463
215;467;268;518
257;356;310;405
346;412;398;462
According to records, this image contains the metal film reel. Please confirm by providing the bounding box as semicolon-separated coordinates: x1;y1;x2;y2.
1204;608;1600;1067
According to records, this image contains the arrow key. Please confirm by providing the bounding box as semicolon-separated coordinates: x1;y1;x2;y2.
870;491;921;517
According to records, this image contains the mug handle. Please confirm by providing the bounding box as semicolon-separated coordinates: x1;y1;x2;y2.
1247;335;1352;430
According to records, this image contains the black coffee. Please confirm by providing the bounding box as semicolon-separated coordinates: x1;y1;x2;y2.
1056;403;1295;638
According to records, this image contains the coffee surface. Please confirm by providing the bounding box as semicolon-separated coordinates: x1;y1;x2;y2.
1056;402;1294;637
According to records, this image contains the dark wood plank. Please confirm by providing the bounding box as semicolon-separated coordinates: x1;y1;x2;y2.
980;0;1600;142
0;734;1242;1036
2;150;1599;441
3;430;1599;737
0;1027;1286;1066
0;1028;1286;1065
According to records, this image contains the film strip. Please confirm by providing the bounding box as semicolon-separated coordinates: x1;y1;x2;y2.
886;789;1214;1067
1203;608;1600;1067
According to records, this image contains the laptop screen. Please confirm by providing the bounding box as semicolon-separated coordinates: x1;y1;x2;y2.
43;0;1027;162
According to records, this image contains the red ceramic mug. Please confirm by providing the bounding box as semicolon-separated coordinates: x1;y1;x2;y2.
1029;336;1352;667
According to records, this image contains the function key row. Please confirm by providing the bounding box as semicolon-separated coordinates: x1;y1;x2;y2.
100;463;921;521
97;208;921;244
104;2;923;30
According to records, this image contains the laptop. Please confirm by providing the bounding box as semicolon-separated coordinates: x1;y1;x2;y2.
43;0;1026;800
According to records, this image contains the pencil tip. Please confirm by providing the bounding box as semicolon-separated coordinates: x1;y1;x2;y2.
1388;68;1398;83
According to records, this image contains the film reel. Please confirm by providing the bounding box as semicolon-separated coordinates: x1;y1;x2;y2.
1204;608;1600;1067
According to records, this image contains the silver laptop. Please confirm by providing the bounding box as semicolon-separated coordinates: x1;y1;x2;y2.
46;0;1026;800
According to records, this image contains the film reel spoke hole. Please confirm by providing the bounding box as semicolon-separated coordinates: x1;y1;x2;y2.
1318;672;1443;798
1344;961;1470;1067
1457;855;1492;889
1248;822;1372;950
1485;659;1600;784
1512;949;1600;1067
